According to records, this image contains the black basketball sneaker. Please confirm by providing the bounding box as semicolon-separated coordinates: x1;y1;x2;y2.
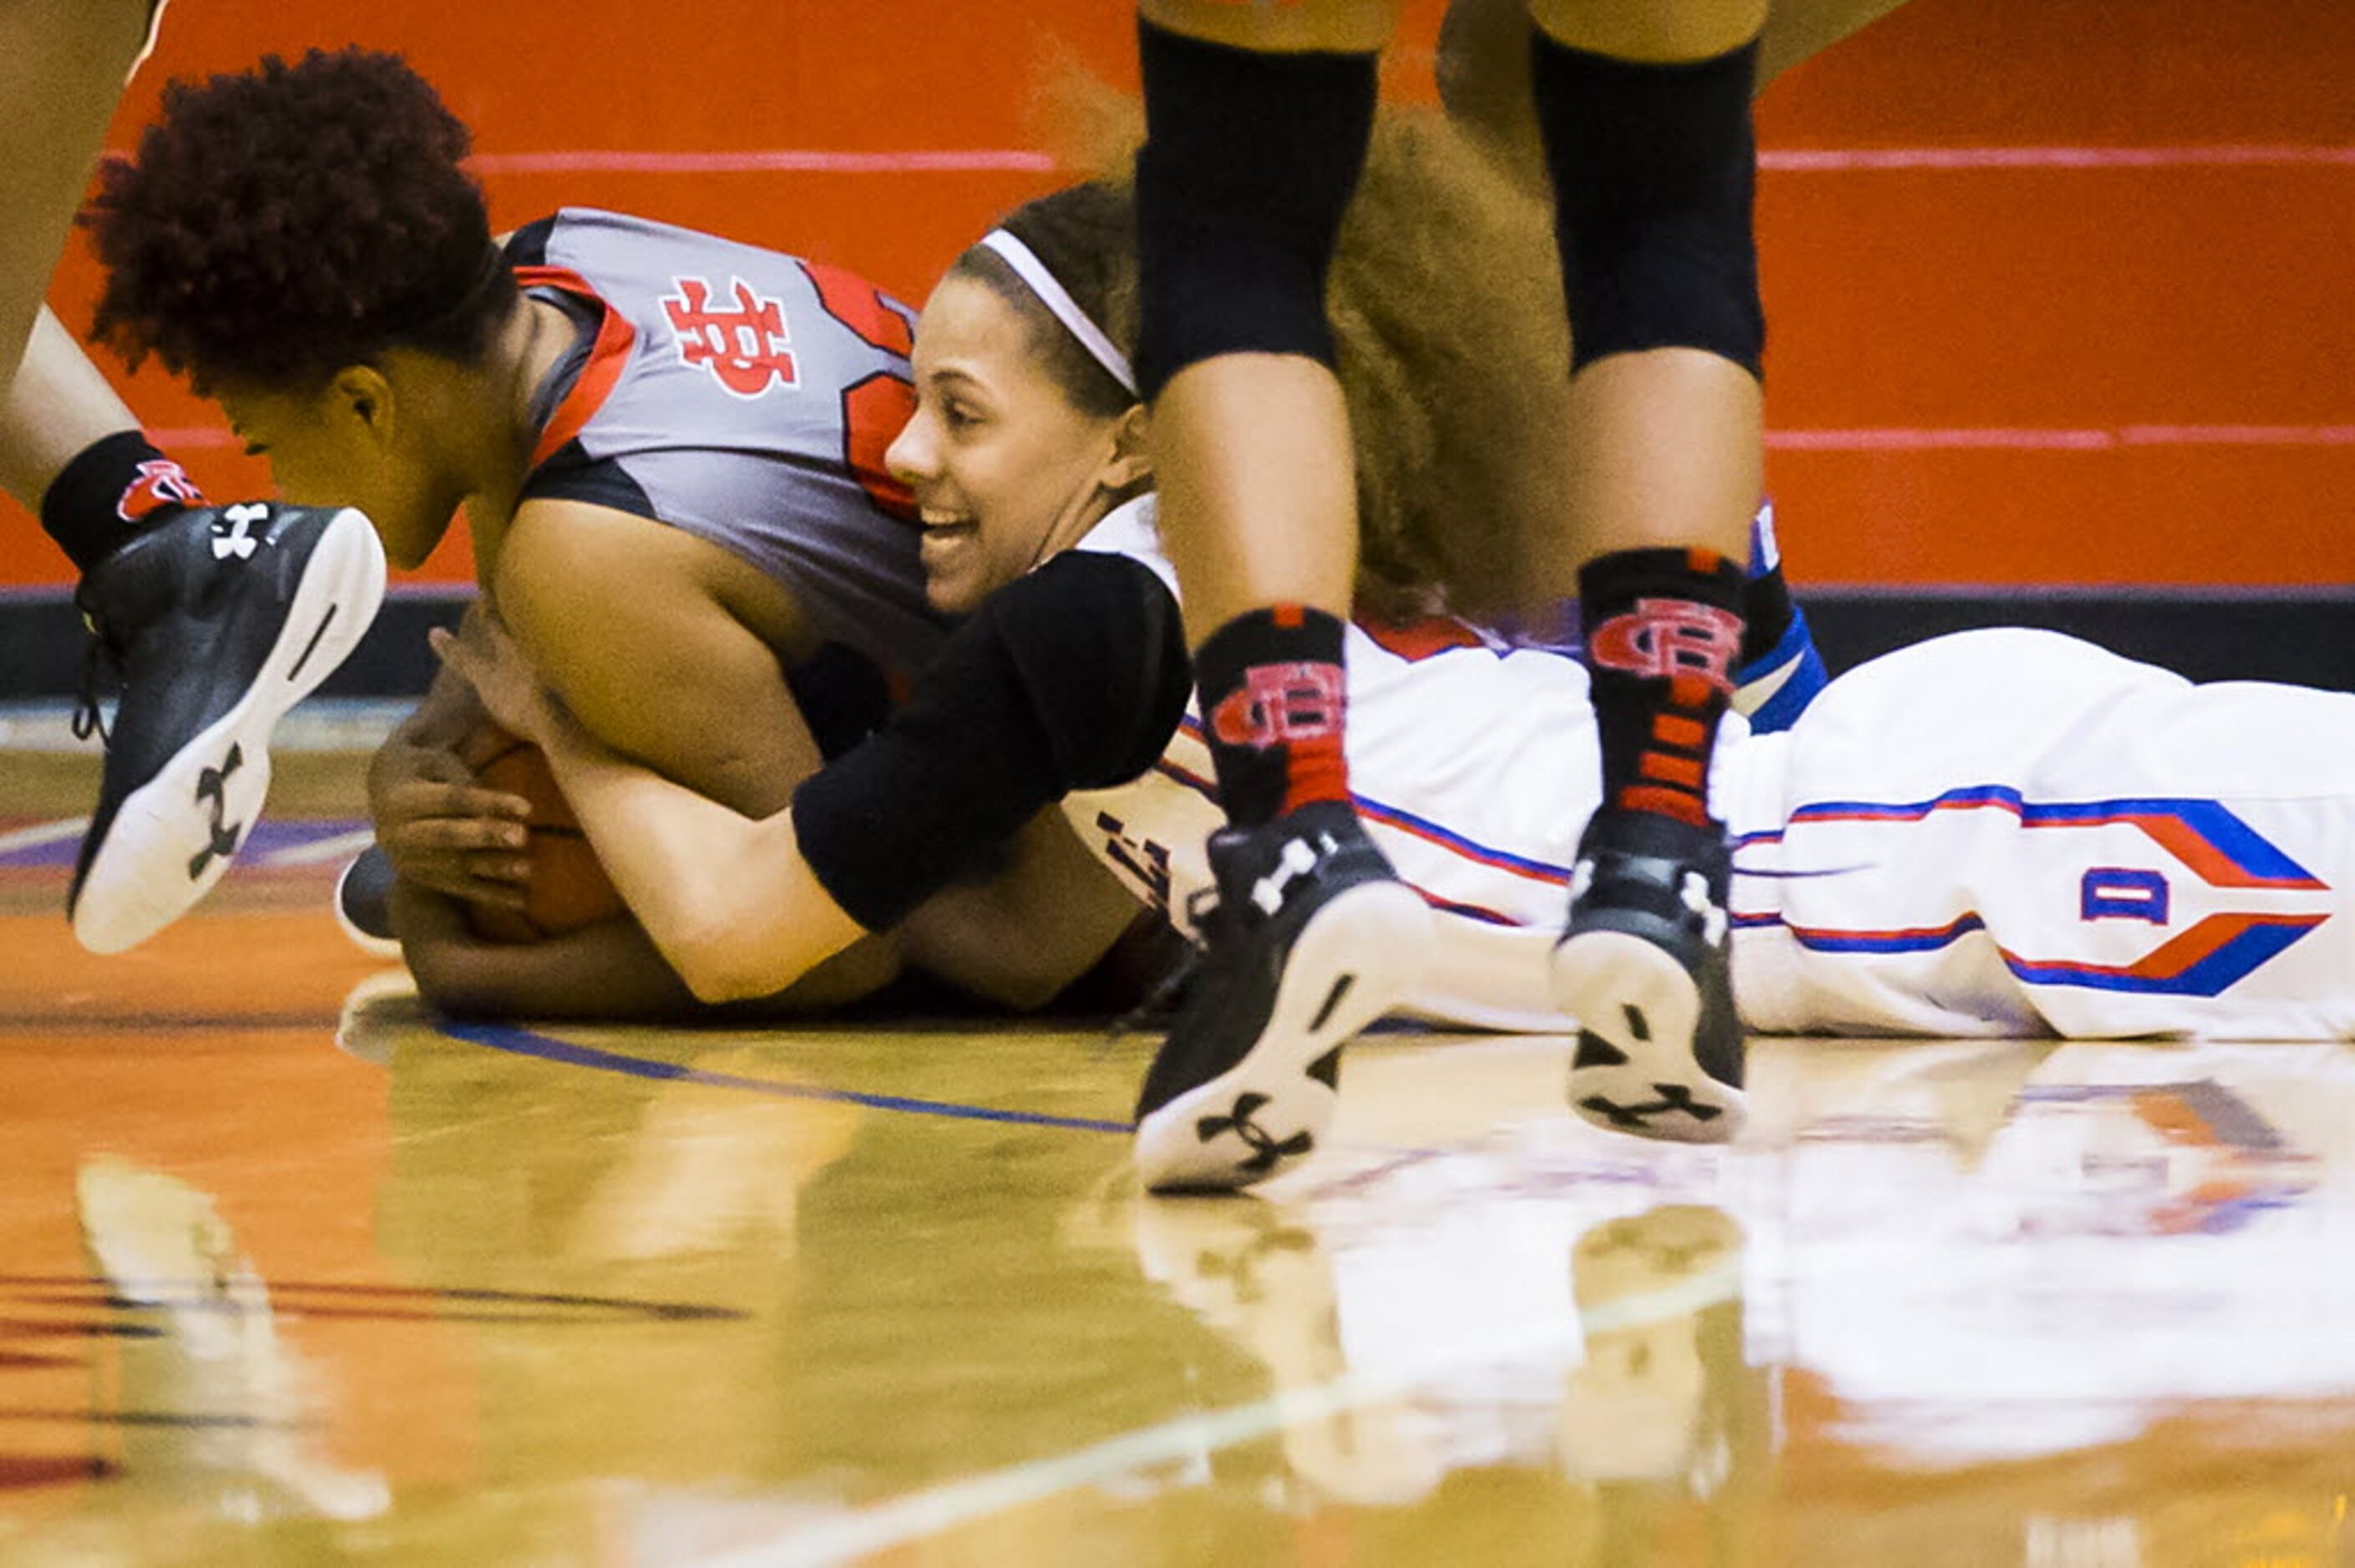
68;503;385;953
1551;806;1747;1143
332;844;402;960
1132;800;1432;1194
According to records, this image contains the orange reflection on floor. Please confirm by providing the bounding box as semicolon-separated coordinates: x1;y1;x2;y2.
4;847;2355;1565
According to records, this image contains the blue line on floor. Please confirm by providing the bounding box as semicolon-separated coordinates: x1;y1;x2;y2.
439;1019;1133;1136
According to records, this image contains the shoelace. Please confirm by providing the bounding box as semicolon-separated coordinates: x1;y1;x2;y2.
71;628;123;745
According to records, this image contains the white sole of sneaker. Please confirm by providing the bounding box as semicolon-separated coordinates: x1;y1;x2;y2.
1133;878;1432;1194
1551;929;1746;1145
73;509;387;954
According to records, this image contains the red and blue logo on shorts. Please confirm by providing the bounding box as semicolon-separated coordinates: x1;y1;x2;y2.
1740;787;2331;997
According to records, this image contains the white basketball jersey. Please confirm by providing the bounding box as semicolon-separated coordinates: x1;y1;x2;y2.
1060;500;2355;1042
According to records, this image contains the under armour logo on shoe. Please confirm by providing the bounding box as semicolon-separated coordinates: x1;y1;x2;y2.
186;743;246;881
211;504;267;561
1249;833;1332;918
1580;1083;1724;1130
1681;870;1729;946
1196;1091;1314;1176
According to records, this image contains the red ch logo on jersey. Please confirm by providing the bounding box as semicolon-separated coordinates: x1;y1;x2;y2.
116;458;205;523
1211;662;1345;749
663;276;799;397
1588;598;1741;693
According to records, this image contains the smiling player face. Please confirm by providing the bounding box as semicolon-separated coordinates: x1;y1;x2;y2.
885;271;1145;616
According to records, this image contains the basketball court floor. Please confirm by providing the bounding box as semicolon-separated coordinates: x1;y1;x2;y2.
2;728;2351;1566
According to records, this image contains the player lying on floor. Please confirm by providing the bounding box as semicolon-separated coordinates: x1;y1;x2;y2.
436;180;2355;1187
343;0;1874;1012
83;46;1137;1012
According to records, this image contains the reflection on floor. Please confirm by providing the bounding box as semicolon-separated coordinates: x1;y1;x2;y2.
1;843;2352;1565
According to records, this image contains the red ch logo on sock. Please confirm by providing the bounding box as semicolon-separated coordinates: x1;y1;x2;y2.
1589;599;1740;694
116;458;205;523
1211;661;1345;748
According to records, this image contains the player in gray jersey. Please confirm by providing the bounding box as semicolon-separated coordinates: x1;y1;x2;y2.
84;48;1134;1013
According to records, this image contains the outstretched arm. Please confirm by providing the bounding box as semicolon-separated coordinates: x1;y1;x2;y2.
396;875;904;1020
434;617;863;1003
440;549;1194;1006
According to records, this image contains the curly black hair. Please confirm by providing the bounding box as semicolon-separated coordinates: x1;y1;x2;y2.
84;48;515;391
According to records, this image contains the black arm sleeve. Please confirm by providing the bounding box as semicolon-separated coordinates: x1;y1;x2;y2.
792;551;1191;931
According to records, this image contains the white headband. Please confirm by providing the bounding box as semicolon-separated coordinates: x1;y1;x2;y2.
976;229;1137;397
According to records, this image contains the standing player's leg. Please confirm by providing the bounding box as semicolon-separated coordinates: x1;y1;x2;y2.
1127;0;1434;1194
1526;0;1769;1141
0;3;387;951
0;0;159;378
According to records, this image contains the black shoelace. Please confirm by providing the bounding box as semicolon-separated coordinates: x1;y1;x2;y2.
71;628;123;745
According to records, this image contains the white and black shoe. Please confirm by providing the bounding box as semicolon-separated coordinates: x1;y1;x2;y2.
68;503;386;953
332;844;403;960
1551;807;1746;1144
1132;801;1432;1194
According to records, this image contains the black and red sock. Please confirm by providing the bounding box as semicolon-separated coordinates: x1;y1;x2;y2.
1193;604;1351;830
1581;548;1746;827
38;430;205;574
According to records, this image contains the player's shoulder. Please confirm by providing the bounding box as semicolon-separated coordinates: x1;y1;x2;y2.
1005;545;1180;627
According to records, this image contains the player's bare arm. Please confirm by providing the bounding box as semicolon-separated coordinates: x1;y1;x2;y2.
393;867;906;1021
437;615;860;1003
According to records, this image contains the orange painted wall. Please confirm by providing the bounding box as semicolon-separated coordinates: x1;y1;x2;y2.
3;0;2349;589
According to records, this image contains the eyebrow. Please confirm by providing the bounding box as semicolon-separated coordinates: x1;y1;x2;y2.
925;365;987;395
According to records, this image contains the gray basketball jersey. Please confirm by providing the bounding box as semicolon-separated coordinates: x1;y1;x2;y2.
506;208;945;679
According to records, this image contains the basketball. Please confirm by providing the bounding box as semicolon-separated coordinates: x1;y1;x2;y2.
457;722;627;943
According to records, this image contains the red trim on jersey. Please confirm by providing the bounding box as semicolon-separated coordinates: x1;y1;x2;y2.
1355;611;1486;663
1150;757;1535;928
515;264;641;471
798;259;915;357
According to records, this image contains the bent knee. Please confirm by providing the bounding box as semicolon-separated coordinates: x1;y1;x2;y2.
1140;0;1400;53
1529;0;1765;62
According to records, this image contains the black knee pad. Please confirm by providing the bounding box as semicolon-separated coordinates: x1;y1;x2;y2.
1532;30;1765;379
1132;17;1379;399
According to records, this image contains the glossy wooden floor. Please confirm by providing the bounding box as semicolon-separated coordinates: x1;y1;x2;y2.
3;783;2354;1565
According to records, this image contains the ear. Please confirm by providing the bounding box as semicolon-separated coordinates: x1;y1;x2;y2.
328;366;396;444
1101;402;1152;491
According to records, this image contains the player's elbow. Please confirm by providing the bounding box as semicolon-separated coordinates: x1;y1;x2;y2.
405;935;524;1020
662;914;807;1006
644;837;857;1006
954;959;1073;1014
673;952;776;1007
